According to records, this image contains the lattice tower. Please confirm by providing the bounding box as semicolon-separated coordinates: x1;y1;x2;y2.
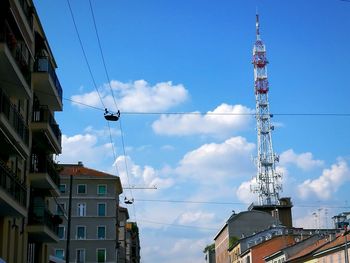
251;14;282;205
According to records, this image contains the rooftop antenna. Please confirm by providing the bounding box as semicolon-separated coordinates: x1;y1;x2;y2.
251;13;282;206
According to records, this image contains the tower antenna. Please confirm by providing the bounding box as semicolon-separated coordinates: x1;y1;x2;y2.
251;13;282;206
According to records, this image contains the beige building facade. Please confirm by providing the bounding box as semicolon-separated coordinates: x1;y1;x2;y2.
0;0;63;262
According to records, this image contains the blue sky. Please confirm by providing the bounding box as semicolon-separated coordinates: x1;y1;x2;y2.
35;0;350;262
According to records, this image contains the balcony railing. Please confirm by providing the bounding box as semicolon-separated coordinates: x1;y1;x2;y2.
28;205;59;234
0;86;29;146
18;0;34;29
0;21;32;84
34;57;63;103
0;159;27;207
30;154;60;187
32;105;62;145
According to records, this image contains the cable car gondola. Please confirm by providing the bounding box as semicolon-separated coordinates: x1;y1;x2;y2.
104;109;120;121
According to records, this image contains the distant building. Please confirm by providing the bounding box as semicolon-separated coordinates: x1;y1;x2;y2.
313;231;350;262
118;206;129;263
49;162;123;263
214;210;278;263
0;0;63;262
248;197;294;228
204;244;216;263
126;222;141;263
333;212;350;230
264;234;330;263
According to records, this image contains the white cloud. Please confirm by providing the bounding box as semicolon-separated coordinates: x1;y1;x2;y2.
177;211;215;225
169;238;207;257
176;136;255;182
236;178;257;204
152;104;254;136
280;149;324;171
114;155;174;190
294;208;331;229
57;133;113;166
297;159;350;200
71;79;188;112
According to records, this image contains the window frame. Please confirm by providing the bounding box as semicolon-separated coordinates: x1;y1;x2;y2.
58;225;65;239
96;248;106;263
55;249;64;259
97;225;106;240
77;184;87;194
76;225;86;240
56;203;66;216
76;248;86;263
77;203;87;217
97;202;106;217
59;184;66;194
97;184;107;195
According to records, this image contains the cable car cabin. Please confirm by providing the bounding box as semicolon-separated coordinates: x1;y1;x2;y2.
104;109;120;121
124;197;134;204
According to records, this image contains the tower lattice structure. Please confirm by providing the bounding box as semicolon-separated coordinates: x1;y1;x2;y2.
251;14;282;206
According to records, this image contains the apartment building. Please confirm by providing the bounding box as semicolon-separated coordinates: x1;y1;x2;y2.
50;163;123;263
125;222;140;263
214;210;278;263
118;206;129;263
0;0;63;262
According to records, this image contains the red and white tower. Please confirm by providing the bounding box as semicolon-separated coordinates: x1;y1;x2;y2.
251;14;282;206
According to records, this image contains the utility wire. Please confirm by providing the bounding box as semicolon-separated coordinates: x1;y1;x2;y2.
66;0;105;109
134;198;350;209
87;0;136;220
139;219;218;231
88;0;119;111
3;78;350;118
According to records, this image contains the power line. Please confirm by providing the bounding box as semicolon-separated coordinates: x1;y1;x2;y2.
87;0;136;220
3;78;350;118
88;0;119;111
134;198;350;209
66;0;105;109
139;219;218;231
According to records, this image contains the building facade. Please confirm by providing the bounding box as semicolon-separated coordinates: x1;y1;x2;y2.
118;206;129;263
125;222;140;263
0;0;63;262
50;163;122;263
214;210;278;263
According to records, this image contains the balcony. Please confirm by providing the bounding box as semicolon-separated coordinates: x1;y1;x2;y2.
16;0;34;30
27;205;60;243
29;154;60;196
0;160;27;217
32;57;63;111
0;20;32;98
31;105;62;154
0;86;30;157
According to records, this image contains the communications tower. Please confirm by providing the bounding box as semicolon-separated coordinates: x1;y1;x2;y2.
251;14;282;206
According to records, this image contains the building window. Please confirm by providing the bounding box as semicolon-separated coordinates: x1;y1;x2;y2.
97;249;106;263
97;184;107;195
58;226;65;239
56;203;65;216
97;203;106;216
77;184;87;194
59;184;66;193
77;226;86;240
97;226;106;239
76;249;86;263
55;249;64;259
77;203;86;216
